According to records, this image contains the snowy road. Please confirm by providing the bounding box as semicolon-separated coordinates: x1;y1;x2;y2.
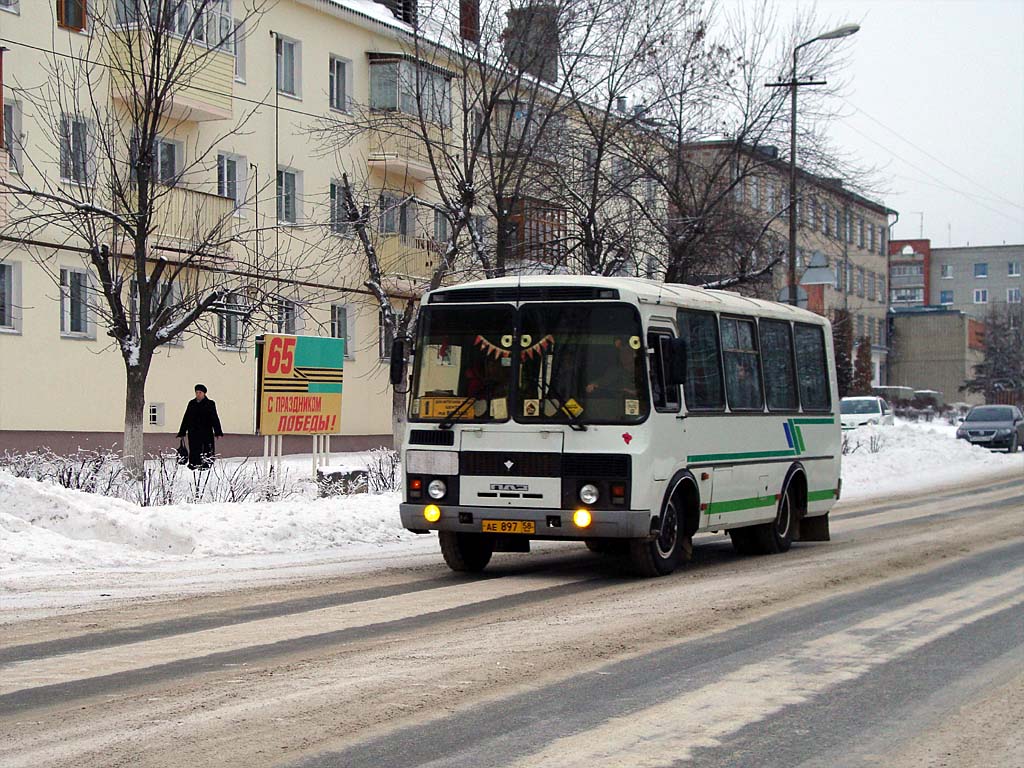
1;476;1023;767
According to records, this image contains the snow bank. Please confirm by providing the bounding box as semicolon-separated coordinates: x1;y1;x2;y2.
840;420;1021;501
1;421;1019;576
0;471;413;572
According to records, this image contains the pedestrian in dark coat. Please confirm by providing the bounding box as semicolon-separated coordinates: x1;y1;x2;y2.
177;384;224;469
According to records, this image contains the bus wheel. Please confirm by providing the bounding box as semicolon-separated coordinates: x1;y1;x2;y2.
439;532;493;573
629;497;684;577
729;484;795;555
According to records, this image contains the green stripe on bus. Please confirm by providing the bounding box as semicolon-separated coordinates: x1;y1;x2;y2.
707;495;777;514
793;417;836;425
687;449;798;463
807;488;836;502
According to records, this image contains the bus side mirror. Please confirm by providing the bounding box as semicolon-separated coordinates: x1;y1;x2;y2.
664;338;688;387
389;339;406;386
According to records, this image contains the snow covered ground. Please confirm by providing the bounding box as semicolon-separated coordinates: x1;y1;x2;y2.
1;420;1020;618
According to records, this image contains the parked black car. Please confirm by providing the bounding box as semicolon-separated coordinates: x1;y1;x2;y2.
956;405;1024;452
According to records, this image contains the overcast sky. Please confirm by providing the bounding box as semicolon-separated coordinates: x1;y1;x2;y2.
770;0;1024;248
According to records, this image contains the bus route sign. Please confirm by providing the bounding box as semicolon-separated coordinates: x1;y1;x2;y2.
256;334;344;435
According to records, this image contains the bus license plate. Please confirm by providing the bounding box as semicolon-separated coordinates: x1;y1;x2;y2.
482;520;535;534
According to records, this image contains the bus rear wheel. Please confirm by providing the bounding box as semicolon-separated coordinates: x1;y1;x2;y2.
629;497;687;577
729;485;795;556
439;532;493;573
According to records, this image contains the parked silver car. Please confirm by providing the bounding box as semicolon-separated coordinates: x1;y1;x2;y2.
956;405;1024;452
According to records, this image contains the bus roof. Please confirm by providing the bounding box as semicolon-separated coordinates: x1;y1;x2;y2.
427;275;829;326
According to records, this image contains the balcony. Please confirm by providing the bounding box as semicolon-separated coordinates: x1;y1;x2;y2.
107;28;235;122
366;126;446;182
377;234;441;279
119;185;237;260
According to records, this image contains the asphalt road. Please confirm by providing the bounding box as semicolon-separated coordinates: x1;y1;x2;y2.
2;475;1022;768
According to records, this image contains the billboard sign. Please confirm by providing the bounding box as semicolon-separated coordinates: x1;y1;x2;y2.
256;334;344;435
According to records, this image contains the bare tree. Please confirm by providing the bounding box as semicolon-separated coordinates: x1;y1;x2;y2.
622;0;869;290
0;0;321;472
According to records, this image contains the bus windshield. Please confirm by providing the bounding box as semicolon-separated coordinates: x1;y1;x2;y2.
409;304;516;423
409;302;649;425
517;303;649;425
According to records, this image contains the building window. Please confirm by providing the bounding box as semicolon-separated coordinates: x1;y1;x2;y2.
878;276;886;302
765;182;776;215
822;203;830;235
378;193;401;234
868;271;876;301
509;198;568;266
856;267;865;298
57;0;86;30
0;262;19;331
3;101;22;174
939;290;954;305
329;56;350;111
277;168;299;223
276;299;297;334
276;36;300;96
868;224;875;252
835;210;842;241
941;264;953;279
867;317;876;345
370;59;451;125
233;20;246;81
974;263;988;279
217;293;246;347
1009;261;1022;277
330;304;356;358
59;114;90;184
217;153;243;205
879;226;886;256
1009;288;1022;304
148;403;165;427
857;217;865;248
973;288;988;304
434;209;449;244
329;181;350;235
59;267;91;336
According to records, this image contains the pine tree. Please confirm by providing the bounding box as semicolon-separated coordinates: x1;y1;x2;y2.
831;309;854;398
851;337;874;396
964;308;1024;402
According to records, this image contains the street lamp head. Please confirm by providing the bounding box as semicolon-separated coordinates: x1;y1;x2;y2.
816;23;860;41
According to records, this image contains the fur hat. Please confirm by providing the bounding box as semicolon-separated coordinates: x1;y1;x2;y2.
194;384;208;393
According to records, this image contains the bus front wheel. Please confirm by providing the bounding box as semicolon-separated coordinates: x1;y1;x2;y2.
630;497;687;577
439;532;493;573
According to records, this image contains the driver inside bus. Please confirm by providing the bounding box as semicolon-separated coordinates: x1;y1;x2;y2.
585;337;638;396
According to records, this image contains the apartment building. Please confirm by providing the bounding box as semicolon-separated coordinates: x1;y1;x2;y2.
929;243;1023;320
701;143;895;385
0;0;460;453
888;238;931;308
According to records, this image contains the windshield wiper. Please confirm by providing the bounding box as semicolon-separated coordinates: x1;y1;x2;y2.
536;381;588;432
438;380;501;430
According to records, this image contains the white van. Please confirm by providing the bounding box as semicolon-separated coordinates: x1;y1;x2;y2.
395;276;842;576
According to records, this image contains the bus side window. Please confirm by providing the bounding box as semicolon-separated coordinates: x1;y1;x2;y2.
759;319;798;411
721;317;764;411
677;310;725;410
794;323;831;411
648;331;680;412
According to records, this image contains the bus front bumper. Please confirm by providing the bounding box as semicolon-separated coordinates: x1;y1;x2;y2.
400;503;654;539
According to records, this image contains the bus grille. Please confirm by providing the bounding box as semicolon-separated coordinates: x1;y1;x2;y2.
408;429;455;446
460;451;561;477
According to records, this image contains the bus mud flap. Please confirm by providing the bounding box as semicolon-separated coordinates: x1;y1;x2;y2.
798;512;830;542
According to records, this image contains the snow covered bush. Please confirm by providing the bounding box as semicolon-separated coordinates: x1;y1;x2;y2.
365;448;400;494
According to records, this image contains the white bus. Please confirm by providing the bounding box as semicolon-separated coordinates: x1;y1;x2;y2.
395;276;841;576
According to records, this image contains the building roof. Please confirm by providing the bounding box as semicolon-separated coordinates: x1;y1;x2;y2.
684;140;897;218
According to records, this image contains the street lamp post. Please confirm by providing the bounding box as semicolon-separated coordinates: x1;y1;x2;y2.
776;24;860;307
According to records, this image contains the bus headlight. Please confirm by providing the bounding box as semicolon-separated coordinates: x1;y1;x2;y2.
573;508;593;528
424;504;441;522
579;484;599;505
427;479;447;499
